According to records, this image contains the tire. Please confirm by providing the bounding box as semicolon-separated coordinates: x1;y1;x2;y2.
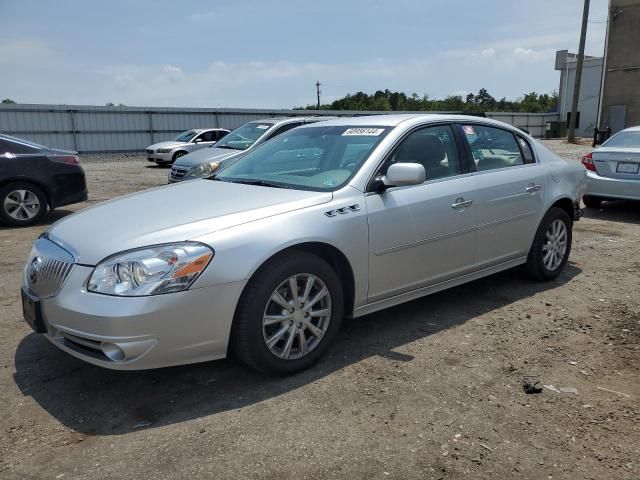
582;195;602;209
0;182;48;227
523;207;572;281
230;251;344;375
171;151;187;164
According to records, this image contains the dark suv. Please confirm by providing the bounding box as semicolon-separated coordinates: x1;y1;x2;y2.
0;134;88;227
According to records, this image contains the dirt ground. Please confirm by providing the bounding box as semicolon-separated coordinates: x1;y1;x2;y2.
1;142;638;480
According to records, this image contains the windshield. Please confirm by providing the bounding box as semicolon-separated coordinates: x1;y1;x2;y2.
602;131;640;148
214;122;274;151
215;125;391;191
174;130;199;142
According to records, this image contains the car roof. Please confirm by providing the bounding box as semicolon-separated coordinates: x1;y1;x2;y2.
294;114;512;129
248;116;338;126
619;125;640;132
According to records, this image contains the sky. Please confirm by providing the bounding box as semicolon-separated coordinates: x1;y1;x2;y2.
0;0;610;108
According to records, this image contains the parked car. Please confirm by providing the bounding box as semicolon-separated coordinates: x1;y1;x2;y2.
168;117;334;183
0;134;87;227
21;115;586;375
581;125;640;208
146;128;230;166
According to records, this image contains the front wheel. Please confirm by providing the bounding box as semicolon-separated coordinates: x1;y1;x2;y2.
230;252;344;375
523;207;572;281
171;151;187;163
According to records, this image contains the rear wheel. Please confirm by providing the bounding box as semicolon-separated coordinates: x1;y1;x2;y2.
0;182;48;227
523;207;572;281
231;252;343;375
582;195;602;209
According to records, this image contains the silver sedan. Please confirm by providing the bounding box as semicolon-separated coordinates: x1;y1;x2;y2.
581;126;640;208
21;115;586;375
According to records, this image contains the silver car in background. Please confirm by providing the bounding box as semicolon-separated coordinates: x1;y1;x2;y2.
168;116;335;182
21;115;586;375
146;128;230;166
581;126;640;208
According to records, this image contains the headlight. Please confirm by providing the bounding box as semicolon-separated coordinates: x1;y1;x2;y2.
157;148;172;153
184;161;220;179
88;242;214;296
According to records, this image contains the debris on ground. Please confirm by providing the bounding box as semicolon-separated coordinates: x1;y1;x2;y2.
522;376;543;394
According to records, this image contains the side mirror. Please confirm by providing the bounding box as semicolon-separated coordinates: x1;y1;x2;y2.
381;163;425;188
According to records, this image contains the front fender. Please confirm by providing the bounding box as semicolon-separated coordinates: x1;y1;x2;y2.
192;194;369;309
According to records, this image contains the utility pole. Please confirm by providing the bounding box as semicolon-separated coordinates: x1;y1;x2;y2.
315;81;321;110
568;0;590;143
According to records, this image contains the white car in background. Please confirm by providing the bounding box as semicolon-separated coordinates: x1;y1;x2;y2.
581;126;640;208
145;128;230;166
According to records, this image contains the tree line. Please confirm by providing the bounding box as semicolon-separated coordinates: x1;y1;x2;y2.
300;88;558;113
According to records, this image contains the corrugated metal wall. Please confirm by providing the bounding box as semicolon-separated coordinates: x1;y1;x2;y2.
0;104;559;153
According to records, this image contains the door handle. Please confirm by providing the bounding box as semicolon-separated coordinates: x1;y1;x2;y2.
451;198;473;209
526;184;542;193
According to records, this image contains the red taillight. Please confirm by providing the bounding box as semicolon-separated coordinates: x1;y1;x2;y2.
581;152;596;171
50;155;80;165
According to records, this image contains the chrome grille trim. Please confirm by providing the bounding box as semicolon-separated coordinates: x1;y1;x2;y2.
170;165;188;181
25;237;76;299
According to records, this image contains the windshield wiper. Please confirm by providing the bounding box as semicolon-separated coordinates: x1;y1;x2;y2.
229;179;292;189
215;145;245;151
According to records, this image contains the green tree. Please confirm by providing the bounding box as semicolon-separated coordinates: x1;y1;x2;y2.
2;98;16;104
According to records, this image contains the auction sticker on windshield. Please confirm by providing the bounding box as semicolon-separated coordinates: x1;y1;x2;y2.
256;125;271;129
342;128;385;136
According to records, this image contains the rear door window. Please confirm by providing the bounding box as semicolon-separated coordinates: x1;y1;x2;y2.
216;130;228;141
460;124;523;171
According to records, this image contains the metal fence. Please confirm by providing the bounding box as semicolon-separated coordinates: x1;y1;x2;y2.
0;104;559;153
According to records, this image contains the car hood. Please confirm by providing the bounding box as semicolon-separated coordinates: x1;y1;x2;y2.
173;147;244;168
48;180;332;265
147;141;185;150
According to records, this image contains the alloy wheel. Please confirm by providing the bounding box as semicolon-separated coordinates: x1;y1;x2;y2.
542;219;567;271
3;189;41;221
262;273;332;360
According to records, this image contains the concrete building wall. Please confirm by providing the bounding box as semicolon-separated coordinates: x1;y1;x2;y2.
598;0;640;132
556;51;603;137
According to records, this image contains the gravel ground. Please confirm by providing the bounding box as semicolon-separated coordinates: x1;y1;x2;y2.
1;141;638;480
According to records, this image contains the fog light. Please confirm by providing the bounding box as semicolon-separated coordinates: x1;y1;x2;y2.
102;343;126;362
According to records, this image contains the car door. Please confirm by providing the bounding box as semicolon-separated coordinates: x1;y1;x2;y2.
190;131;217;152
458;123;546;268
365;124;479;302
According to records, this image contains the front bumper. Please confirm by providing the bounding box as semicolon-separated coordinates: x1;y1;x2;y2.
586;170;640;200
28;265;246;370
146;151;175;164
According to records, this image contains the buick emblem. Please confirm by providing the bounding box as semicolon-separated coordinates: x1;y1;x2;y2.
28;257;43;284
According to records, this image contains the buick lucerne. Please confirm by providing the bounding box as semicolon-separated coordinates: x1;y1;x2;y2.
21;115;587;375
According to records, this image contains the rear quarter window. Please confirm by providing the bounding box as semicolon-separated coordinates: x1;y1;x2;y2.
517;136;536;164
4;139;42;155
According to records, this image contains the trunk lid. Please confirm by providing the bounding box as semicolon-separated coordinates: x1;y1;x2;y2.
592;147;640;180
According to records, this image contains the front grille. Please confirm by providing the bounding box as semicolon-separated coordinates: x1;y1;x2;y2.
170;165;188;181
146;149;154;155
25;237;76;299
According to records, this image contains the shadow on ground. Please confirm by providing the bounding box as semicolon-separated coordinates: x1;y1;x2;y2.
14;264;581;436
0;210;75;231
582;200;640;225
